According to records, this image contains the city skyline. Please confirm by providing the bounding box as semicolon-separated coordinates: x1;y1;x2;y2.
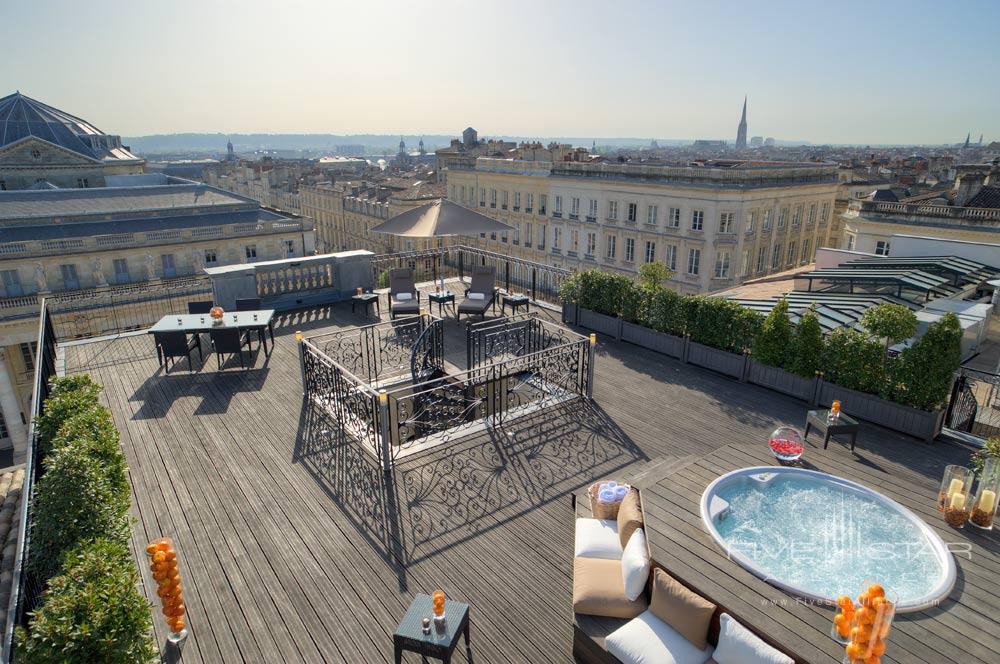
2;0;998;144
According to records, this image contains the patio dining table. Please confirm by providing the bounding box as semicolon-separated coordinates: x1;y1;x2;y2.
148;309;277;354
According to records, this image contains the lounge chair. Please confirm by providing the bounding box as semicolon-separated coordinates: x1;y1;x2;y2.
389;268;421;319
209;327;254;370
153;331;202;372
457;267;497;321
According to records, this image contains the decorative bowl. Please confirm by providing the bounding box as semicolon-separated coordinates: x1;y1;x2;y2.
768;426;804;462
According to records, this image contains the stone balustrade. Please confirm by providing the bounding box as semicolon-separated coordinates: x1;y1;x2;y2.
855;200;1000;223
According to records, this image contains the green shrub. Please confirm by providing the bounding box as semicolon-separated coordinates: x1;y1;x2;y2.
646;287;688;336
34;375;103;460
17;539;156;664
787;306;824;378
637;262;673;290
376;269;390;289
885;312;962;410
972;437;1000;475
52;407;129;500
685;297;762;353
754;299;792;368
559;269;637;317
861;303;919;368
821;328;885;394
28;443;131;582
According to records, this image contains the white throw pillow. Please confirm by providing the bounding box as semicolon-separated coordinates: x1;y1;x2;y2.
713;613;793;664
606;610;715;664
468;292;485;301
574;518;622;560
395;292;413;301
621;529;650;601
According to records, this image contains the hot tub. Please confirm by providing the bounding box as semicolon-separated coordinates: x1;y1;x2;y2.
700;467;956;612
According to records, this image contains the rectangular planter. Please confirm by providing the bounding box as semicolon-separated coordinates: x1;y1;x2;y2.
687;342;745;379
562;302;578;325
748;361;815;402
578;307;622;339
817;382;945;442
621;322;685;359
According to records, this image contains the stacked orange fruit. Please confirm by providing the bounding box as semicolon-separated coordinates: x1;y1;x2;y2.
432;590;445;618
838;583;892;664
146;537;187;635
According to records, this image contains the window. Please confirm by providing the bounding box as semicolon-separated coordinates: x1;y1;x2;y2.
740;250;750;277
624;238;635;262
245;244;257;261
479;188;486;206
0;412;7;440
777;207;787;229
875;240;890;256
608;200;618;220
821;202;830;222
501;190;508;210
161;254;177;278
76;178;90;188
539;194;547;215
644;241;656;263
204;249;218;266
449;185;456;199
762;209;772;231
19;342;35;373
538;225;546;248
586;232;597;256
771;244;782;269
606;235;617;259
60;264;79;290
490;189;497;208
756;246;767;273
588;199;598;220
787;241;797;264
807;204;816;225
490;231;497;241
526;193;533;212
554;195;563;216
792;205;802;228
570;197;580;218
570;229;579;252
513;192;520;210
646;205;658;225
513;223;519;244
691;210;704;231
668;207;681;228
0;180;6;191
719;212;735;234
847;235;856;251
687;248;701;275
283;239;295;256
501;230;508;243
665;244;677;271
714;251;731;278
553;227;561;249
627;203;637;223
460;185;466;203
802;238;811;260
745;211;755;234
1;269;23;296
112;258;129;284
525;222;533;247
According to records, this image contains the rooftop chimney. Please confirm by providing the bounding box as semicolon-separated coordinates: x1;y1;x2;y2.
954;167;986;207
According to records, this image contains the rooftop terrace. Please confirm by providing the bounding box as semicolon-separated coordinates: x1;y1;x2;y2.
44;287;997;663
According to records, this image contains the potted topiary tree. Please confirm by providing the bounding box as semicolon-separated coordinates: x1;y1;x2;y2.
860;303;918;370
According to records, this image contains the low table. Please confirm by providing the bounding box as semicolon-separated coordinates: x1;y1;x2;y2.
502;293;530;315
393;594;470;664
804;409;860;451
427;291;456;318
352;293;380;317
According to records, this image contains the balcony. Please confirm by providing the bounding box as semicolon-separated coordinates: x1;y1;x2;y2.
624;219;637;227
501;205;508;210
585;216;597;223
512;206;519;212
713;234;738;246
643;223;657;231
568;213;579;221
525;207;532;213
606;217;618;225
538;207;546;215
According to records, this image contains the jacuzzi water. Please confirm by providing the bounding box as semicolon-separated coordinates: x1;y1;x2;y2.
701;467;956;612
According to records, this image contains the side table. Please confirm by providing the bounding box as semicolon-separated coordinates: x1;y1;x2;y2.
393;593;470;664
502;293;530;316
352;293;380;317
427;291;456;318
804;409;860;451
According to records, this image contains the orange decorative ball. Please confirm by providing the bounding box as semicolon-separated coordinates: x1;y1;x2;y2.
867;583;885;599
210;306;225;319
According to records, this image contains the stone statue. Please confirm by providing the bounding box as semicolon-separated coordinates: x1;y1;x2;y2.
91;257;106;286
144;253;157;280
33;263;48;292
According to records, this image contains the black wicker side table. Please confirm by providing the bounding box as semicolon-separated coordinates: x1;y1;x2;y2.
393;593;470;663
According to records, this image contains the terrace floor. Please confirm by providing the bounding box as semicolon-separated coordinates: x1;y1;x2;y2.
59;294;995;663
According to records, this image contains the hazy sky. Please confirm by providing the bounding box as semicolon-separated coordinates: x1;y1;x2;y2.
3;0;998;144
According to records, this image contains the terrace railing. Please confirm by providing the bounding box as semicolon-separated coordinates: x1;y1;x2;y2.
3;299;58;662
370;245;572;306
466;312;586;369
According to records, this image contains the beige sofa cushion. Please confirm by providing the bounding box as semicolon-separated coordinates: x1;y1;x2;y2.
617;488;643;549
573;556;648;619
649;569;716;650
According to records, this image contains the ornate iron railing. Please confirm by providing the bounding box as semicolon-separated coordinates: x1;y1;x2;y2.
3;299;58;662
466;313;587;369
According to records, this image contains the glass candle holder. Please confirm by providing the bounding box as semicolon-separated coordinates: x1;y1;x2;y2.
432;590;445;621
970;457;1000;530
830;400;842;420
938;465;973;513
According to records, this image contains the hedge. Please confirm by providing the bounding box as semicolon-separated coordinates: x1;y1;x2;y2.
561;269;965;412
34;375;104;461
17;539;157;664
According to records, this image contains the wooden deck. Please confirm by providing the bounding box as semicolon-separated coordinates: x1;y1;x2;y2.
58;298;993;663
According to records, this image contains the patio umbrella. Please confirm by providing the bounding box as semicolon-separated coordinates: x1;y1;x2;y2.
370;198;514;291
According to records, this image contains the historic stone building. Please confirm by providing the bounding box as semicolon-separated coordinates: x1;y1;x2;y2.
0;92;145;190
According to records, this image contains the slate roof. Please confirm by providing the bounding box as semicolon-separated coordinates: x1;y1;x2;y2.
965;185;1000;209
0;92;141;162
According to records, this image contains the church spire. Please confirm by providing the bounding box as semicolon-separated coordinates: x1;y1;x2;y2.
735;95;748;150
963;132;971;149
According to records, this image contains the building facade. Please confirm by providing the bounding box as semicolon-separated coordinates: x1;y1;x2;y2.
444;158;840;295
